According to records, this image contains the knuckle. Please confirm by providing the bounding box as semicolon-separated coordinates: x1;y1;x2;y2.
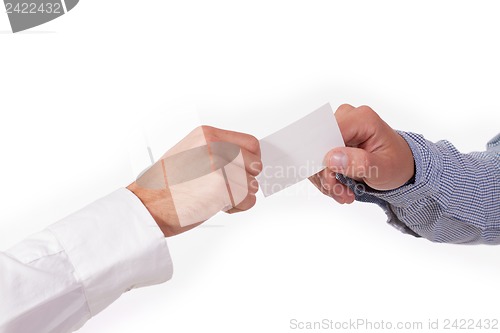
352;151;371;178
250;160;263;174
200;125;213;132
246;135;260;153
247;194;257;208
356;104;372;113
249;178;259;193
357;105;380;120
201;125;225;139
362;153;371;170
203;133;217;143
199;125;216;142
337;103;354;113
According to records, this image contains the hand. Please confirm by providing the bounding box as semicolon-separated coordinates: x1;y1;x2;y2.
309;104;415;204
127;126;262;237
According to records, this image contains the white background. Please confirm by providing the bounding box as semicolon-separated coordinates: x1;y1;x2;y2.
1;1;500;332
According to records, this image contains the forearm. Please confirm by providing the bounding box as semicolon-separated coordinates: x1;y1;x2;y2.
343;132;500;244
0;189;173;333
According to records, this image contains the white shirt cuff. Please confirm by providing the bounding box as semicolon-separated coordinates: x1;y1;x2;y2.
48;188;173;316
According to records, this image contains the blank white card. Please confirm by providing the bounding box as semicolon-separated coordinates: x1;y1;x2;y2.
257;103;345;197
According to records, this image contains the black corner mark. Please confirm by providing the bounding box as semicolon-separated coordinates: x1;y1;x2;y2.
4;0;80;33
64;0;77;11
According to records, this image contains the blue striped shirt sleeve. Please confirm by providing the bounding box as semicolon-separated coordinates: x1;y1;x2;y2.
337;132;500;245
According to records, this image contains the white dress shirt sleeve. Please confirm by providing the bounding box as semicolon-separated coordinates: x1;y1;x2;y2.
0;188;173;333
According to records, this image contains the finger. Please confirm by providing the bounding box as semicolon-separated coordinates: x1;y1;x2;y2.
242;149;263;176
325;146;379;181
309;172;343;202
225;173;258;213
333;104;355;144
230;170;259;214
319;168;343;192
309;173;329;196
334;103;356;117
308;173;323;190
226;193;257;214
248;175;259;195
310;173;354;204
203;126;261;157
335;105;381;147
330;187;355;204
317;170;356;204
309;172;330;193
309;172;332;196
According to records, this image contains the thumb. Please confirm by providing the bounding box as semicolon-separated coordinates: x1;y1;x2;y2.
325;147;378;181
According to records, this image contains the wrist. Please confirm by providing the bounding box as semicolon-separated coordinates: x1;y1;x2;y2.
126;182;178;237
394;131;416;189
367;131;440;208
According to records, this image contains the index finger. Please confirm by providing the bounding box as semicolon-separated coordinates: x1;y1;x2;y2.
334;104;379;147
202;125;261;158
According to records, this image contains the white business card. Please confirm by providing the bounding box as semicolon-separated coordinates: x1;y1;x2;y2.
257;103;345;196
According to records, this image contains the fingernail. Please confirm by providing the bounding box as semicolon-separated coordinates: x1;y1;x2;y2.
329;152;348;169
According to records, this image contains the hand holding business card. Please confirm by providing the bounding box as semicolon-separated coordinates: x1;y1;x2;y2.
257;103;345;196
